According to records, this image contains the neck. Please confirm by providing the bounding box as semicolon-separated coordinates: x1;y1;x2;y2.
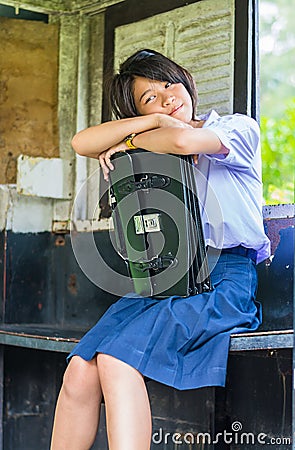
191;118;205;128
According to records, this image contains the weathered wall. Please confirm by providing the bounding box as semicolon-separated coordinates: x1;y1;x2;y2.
0;17;59;184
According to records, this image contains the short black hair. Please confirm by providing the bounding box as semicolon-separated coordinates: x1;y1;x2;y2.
109;49;198;119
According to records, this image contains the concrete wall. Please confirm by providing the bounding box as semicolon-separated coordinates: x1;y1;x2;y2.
0;16;59;184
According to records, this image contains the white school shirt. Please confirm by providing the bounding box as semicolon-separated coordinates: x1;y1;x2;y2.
195;110;270;264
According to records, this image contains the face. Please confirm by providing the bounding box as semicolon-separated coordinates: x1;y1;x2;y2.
133;76;193;122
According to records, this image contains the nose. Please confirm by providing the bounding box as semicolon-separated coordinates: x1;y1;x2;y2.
162;93;175;107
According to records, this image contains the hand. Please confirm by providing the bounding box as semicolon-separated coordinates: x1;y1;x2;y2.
193;154;198;164
98;141;128;181
155;113;194;129
156;115;199;163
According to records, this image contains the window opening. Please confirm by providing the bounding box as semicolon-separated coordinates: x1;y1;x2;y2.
259;0;295;204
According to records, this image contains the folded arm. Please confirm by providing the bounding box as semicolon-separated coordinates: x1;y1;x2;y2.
71;114;160;158
71;113;222;157
71;113;225;180
132;126;223;156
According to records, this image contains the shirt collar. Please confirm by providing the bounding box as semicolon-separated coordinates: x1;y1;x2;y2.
198;110;220;127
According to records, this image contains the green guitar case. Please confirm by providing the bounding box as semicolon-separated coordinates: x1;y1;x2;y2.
109;149;211;298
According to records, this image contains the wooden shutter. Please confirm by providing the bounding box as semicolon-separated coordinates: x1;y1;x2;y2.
114;0;234;115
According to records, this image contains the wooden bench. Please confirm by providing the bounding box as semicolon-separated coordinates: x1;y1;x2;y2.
0;325;292;354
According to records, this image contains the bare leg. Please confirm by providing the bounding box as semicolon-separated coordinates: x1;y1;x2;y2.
97;354;152;450
51;356;102;450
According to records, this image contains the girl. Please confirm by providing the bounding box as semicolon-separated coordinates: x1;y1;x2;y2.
50;49;270;450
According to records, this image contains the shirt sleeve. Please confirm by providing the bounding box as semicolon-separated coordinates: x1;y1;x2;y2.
204;114;260;171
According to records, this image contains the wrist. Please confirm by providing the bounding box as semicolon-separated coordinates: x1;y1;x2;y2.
124;133;137;149
152;113;161;129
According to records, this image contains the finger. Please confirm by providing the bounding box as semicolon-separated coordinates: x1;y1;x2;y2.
104;151;115;171
99;156;110;181
103;168;109;182
102;165;109;181
106;159;114;171
99;155;108;171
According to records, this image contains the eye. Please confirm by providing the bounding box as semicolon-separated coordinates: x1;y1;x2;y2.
165;82;172;88
145;95;156;104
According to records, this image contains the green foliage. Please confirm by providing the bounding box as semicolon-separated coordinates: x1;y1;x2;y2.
260;0;295;204
260;0;295;118
261;98;295;204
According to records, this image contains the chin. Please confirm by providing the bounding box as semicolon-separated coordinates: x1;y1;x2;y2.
175;112;190;122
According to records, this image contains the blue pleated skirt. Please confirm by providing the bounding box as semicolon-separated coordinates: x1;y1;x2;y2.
68;253;261;390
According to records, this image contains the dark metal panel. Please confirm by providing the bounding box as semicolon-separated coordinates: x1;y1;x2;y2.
3;230;131;331
257;218;294;331
147;382;215;428
0;347;3;450
3;346;66;450
4;231;54;325
90;405;108;450
54;231;131;330
225;350;292;449
0;231;4;323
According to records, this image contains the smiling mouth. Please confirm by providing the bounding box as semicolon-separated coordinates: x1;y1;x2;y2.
169;104;183;116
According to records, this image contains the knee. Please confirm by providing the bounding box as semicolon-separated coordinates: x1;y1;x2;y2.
62;356;99;402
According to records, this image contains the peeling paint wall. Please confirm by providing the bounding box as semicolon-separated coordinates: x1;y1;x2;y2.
0;16;59;184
